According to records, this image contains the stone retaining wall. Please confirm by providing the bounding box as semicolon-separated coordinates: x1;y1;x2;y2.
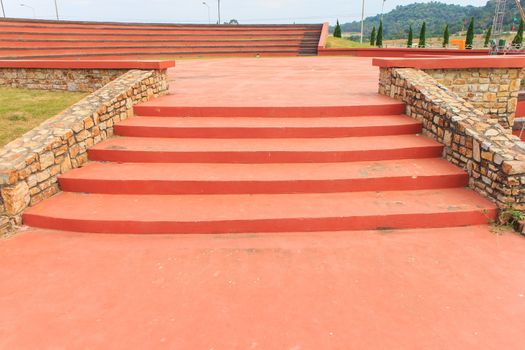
0;69;169;235
423;68;523;129
379;67;525;211
0;68;130;92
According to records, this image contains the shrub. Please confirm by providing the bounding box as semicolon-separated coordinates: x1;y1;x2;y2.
443;24;449;47
376;20;383;47
418;21;426;48
407;25;413;47
465;17;474;49
334;20;342;38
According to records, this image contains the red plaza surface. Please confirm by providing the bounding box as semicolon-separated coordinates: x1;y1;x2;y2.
2;57;525;349
1;227;525;349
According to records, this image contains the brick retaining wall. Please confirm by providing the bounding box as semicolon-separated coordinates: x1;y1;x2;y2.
0;69;169;235
379;67;525;211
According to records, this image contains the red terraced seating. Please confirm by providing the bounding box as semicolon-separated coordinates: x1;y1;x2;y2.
24;97;497;234
0;18;323;59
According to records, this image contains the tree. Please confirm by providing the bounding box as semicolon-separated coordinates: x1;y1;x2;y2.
407;25;413;47
443;24;449;47
512;19;524;47
376;20;383;47
483;26;492;47
465;17;474;49
418;21;426;48
370;26;376;46
333;20;342;38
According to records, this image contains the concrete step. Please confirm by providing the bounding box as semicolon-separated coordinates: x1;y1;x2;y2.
87;135;443;163
133;104;406;118
0;39;321;47
114;115;422;138
0;49;315;60
59;158;468;195
0;44;318;56
23;188;496;234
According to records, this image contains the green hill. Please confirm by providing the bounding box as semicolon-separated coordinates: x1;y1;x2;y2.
336;1;525;40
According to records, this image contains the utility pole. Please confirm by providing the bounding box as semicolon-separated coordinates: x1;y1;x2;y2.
54;0;60;20
360;0;365;43
217;0;221;24
381;0;386;21
1;0;5;18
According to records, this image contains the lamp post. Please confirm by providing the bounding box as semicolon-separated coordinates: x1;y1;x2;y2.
54;0;60;20
20;3;36;18
360;0;365;43
380;0;386;21
217;0;221;24
0;0;5;18
202;2;210;24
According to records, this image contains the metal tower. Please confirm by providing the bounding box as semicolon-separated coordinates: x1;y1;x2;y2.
492;0;508;36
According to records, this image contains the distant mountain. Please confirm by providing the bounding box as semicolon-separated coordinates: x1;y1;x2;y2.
335;1;525;40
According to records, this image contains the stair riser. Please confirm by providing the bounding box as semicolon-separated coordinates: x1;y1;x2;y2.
22;210;496;234
1;40;319;47
58;174;468;195
133;105;407;118
87;147;444;163
113;124;422;138
1;45;318;55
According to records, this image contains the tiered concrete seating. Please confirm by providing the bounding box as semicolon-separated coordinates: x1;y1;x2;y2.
0;18;322;59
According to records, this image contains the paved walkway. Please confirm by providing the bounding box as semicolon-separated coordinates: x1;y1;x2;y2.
142;56;392;107
1;226;525;349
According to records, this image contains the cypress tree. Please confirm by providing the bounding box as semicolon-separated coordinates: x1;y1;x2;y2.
418;22;426;48
443;25;449;48
370;26;376;46
333;20;342;38
512;19;524;47
465;17;475;49
407;25;413;48
484;26;492;47
376;20;383;47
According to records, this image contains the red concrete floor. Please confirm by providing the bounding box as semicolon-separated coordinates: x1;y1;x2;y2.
1;226;525;349
140;56;391;108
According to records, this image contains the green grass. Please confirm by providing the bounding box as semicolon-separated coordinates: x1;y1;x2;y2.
325;36;371;49
0;87;87;147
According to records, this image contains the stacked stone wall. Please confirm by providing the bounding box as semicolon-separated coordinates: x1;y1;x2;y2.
424;68;523;129
0;68;130;92
0;69;169;236
379;67;525;211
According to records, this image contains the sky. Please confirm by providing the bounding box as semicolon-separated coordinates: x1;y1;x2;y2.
1;0;489;24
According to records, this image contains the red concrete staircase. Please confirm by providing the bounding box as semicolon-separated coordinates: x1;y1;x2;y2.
23;100;497;234
0;18;322;59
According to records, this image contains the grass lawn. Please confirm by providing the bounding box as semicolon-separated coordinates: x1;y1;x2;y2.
0;87;87;147
325;36;370;48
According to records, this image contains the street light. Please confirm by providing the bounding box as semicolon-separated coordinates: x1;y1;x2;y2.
54;0;60;20
0;0;5;18
360;0;365;43
202;1;210;24
20;3;36;18
380;0;386;21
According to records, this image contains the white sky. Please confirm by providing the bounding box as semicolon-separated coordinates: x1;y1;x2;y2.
2;0;489;24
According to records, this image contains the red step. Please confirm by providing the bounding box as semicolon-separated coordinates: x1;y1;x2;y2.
23;188;496;234
133;105;406;118
114;115;422;138
59;158;468;195
87;135;443;164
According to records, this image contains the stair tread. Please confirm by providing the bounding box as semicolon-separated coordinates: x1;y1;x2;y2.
61;158;464;182
91;134;439;152
23;189;496;230
116;115;420;128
